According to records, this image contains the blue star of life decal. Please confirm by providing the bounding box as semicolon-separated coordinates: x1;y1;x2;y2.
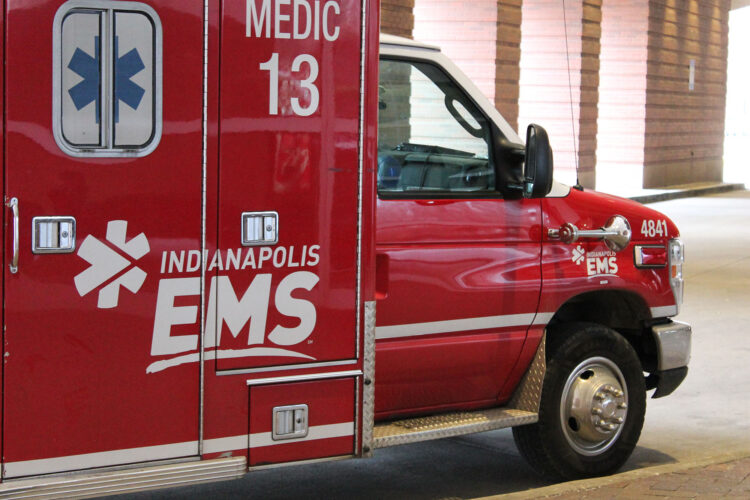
67;36;101;122
67;36;146;123
113;37;146;122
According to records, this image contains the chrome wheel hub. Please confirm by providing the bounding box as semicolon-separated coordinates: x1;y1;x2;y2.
560;356;628;456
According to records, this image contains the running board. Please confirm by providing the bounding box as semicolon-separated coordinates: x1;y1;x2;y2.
0;457;246;499
373;408;538;449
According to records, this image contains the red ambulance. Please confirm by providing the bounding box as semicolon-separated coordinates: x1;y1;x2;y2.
0;0;689;496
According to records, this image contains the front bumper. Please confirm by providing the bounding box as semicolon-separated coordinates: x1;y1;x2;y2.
648;320;692;398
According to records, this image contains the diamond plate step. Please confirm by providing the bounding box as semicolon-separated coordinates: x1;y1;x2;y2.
373;408;538;449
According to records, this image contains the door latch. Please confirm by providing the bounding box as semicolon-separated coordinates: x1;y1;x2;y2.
32;216;76;253
272;404;308;440
241;211;278;246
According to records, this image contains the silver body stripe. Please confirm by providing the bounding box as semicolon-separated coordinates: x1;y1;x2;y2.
245;370;362;386
4;442;198;478
375;312;556;340
204;422;354;453
533;312;555;325
5;423;353;478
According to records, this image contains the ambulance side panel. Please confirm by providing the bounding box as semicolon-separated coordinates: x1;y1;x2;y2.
200;0;372;467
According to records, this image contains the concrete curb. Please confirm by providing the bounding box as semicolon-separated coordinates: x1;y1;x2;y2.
476;449;750;499
630;182;745;204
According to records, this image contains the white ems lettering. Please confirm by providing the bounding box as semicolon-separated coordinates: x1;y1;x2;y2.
268;271;319;345
205;274;272;347
586;256;618;277
152;277;200;356
150;271;319;356
246;0;340;41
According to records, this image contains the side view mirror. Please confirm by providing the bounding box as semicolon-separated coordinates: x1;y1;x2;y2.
523;124;554;198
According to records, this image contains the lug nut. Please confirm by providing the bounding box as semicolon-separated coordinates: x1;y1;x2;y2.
614;417;624;424
595;392;606;400
592;408;602;415
612;389;623;397
618;402;628;409
607;423;616;431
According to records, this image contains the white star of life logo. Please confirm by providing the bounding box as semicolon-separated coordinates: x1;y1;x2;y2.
74;220;150;309
572;245;586;265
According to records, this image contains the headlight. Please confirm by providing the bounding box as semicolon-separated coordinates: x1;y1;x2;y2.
668;238;684;313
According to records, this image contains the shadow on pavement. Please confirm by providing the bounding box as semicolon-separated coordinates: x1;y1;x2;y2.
115;430;684;500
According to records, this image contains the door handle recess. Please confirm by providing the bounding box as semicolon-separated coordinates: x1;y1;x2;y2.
32;217;77;253
241;211;278;246
7;197;19;273
375;253;389;299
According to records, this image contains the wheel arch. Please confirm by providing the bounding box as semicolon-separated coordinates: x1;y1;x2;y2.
546;290;658;373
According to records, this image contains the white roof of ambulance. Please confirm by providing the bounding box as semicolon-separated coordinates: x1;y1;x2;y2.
377;34;522;144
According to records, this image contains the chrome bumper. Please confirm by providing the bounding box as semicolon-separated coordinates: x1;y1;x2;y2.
652;320;692;371
649;321;691;398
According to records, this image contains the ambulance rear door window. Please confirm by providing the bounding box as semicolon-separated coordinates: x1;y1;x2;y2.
53;1;162;157
60;10;103;148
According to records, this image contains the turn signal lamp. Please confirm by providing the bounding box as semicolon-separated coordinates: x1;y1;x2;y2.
668;239;685;312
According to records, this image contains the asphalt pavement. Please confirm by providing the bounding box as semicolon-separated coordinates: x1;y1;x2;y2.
117;190;750;499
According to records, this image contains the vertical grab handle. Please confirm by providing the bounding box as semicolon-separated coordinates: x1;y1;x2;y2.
7;197;19;274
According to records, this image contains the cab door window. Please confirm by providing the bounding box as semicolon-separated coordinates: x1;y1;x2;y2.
378;59;495;195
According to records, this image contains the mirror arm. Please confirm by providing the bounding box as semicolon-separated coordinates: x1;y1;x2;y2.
548;215;632;252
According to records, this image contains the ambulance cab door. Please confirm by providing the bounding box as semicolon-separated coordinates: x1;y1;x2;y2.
374;56;543;416
3;1;203;477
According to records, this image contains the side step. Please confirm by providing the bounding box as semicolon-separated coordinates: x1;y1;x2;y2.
373;408;538;449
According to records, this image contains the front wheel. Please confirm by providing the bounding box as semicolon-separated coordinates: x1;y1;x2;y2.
513;323;646;481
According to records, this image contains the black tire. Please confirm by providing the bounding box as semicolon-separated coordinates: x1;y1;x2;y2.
513;322;646;481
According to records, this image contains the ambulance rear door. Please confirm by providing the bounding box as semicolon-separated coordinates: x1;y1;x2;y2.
3;0;203;477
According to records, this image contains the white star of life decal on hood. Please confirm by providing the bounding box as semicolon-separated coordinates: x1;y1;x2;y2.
572;245;586;265
74;220;150;308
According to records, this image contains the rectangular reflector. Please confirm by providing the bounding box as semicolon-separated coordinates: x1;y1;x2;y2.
635;245;667;268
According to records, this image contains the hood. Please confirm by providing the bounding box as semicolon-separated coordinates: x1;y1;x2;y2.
543;187;680;243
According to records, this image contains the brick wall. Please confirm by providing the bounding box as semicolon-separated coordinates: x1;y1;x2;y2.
381;0;415;38
496;1;523;130
519;0;602;188
384;0;731;190
642;0;730;187
413;0;522;131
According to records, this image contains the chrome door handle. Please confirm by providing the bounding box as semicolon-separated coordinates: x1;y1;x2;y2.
7;197;19;273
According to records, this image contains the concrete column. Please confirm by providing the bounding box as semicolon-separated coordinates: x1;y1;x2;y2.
496;1;523;131
596;0;649;193
413;0;523;131
381;0;415;38
598;0;730;191
519;0;602;188
642;0;730;187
